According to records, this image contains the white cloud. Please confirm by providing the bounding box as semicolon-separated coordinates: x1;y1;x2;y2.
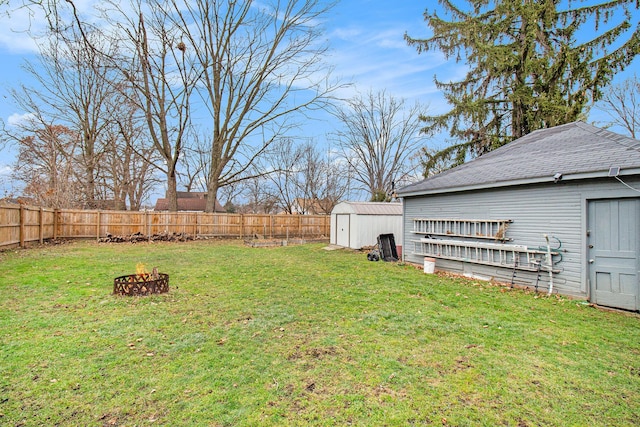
330;27;362;40
326;20;455;103
0;1;46;54
0;0;107;54
6;112;34;128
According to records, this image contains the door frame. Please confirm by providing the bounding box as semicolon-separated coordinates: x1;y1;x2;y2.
585;195;640;310
335;213;350;248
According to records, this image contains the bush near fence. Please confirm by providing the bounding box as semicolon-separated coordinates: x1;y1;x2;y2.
0;203;330;249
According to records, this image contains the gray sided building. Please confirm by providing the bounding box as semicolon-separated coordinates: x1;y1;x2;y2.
397;122;640;312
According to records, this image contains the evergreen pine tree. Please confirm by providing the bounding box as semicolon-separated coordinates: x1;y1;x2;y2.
406;0;640;175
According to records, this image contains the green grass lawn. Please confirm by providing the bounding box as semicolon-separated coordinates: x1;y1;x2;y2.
0;240;639;426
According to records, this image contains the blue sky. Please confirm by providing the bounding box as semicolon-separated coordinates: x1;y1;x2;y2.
0;1;453;197
0;0;638;198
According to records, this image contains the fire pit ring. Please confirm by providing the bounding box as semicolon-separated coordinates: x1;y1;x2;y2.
113;273;169;296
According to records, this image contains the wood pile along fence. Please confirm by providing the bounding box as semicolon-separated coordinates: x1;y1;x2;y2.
0;203;330;249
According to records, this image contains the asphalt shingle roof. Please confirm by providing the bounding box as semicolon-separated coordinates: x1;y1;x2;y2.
398;121;640;196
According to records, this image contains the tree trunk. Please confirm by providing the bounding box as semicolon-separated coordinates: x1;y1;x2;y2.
166;171;178;212
205;180;218;213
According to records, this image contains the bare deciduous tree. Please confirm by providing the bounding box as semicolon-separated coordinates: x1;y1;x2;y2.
5;17;166;210
102;0;199;211
217;181;242;213
99;86;161;210
597;75;640;139
12;124;83;208
334;90;426;201
261;138;348;214
8;0;341;212
241;176;279;214
295;141;348;214
164;0;340;212
8;26;114;207
262;138;304;214
178;128;210;193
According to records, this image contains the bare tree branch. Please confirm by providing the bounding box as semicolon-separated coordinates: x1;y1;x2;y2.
163;0;341;212
333;89;426;201
596;74;640;138
99;0;200;210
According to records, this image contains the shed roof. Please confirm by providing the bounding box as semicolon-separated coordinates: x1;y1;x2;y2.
398;121;640;197
332;201;403;215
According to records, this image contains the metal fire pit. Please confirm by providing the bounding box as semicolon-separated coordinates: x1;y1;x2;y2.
113;273;169;296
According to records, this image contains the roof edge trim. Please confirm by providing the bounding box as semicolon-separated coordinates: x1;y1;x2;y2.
398;167;640;197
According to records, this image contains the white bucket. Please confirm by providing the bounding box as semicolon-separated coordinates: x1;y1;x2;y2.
423;257;436;274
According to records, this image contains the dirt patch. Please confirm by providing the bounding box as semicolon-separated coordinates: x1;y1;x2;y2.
287;346;339;361
245;237;328;248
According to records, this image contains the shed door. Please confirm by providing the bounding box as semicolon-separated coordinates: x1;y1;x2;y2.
336;214;350;247
588;199;639;311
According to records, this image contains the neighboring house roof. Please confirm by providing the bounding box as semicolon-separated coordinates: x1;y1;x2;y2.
176;191;206;199
332;201;403;215
154;195;225;212
398;121;640;197
293;197;333;214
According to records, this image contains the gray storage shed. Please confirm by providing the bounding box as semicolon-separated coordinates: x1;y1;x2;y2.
330;201;403;250
397;121;640;312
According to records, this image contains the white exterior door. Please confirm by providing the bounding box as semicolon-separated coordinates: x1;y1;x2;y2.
336;214;350;248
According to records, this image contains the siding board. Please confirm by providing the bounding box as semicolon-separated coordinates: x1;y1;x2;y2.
403;178;640;298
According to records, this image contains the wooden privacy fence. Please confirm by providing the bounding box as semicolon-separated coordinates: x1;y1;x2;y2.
0;203;330;249
0;204;57;248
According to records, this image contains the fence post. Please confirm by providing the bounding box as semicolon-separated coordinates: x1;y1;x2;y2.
19;204;25;248
96;210;101;242
39;207;44;244
145;211;150;240
53;209;58;239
